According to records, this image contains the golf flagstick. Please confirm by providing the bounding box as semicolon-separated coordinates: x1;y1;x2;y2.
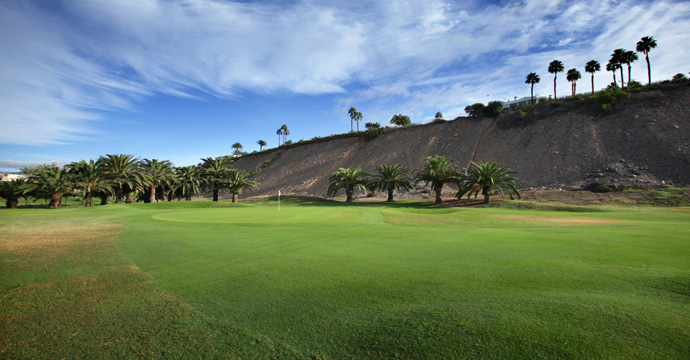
278;190;281;211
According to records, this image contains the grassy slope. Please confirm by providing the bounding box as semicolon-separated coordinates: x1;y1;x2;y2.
2;200;690;359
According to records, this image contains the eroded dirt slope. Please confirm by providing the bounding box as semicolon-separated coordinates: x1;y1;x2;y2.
230;84;690;198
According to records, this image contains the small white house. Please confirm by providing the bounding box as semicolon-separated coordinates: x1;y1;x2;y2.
1;173;27;181
502;96;533;109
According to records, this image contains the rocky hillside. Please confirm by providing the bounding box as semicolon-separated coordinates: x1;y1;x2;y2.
230;83;690;199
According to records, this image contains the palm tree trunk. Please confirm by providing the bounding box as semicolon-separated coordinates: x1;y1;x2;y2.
435;187;442;205
115;187;123;204
186;194;192;201
387;189;394;202
553;74;557;99
49;194;61;209
627;64;632;85
213;188;219;202
530;84;534;103
100;196;108;206
149;185;157;203
85;194;93;207
6;199;18;208
646;54;651;84
346;188;354;202
232;193;238;203
619;67;625;87
483;188;492;204
591;74;595;94
612;72;616;86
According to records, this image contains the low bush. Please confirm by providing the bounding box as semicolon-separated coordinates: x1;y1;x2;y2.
584;88;630;113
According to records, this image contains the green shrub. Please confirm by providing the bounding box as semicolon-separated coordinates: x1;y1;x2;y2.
627;80;643;89
464;101;503;118
586;88;630;113
483;101;504;117
365;122;383;138
672;73;688;83
464;103;485;118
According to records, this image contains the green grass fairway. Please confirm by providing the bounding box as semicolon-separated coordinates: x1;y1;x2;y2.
2;199;690;359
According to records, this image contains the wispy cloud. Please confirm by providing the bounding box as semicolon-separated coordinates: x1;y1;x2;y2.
0;159;67;170
337;0;690;122
1;0;689;146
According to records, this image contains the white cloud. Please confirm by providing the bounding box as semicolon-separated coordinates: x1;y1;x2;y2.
0;0;369;145
1;0;689;147
338;0;690;120
0;159;67;171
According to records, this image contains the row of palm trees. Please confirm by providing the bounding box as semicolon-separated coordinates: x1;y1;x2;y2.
525;36;657;102
348;107;417;134
276;124;289;146
1;154;258;208
327;156;520;205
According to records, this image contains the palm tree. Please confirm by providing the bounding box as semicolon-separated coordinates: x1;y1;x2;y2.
390;114;411;126
370;164;413;202
611;49;626;87
525;72;540;103
257;139;267;151
622;50;638;85
355;111;363;131
606;60;618;87
67;159;111;207
327;168;370;202
201;157;231;201
140;159;174;203
636;36;657;84
276;127;283;146
0;179;27;208
457;162;520;204
348;107;357;132
585;60;601;94
414;155;460;205
231;142;243;155
227;169;260;203
548;60;564;99
100;154;142;204
24;165;72;209
566;68;581;96
280;124;289;144
435;112;443;119
175;166;204;201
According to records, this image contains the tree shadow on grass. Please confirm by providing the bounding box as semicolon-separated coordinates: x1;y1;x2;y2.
252;195;474;209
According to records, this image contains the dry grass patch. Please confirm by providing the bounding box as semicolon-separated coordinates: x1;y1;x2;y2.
0;216;234;358
0;219;121;251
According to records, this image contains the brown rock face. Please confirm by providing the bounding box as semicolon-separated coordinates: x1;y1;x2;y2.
230;84;690;198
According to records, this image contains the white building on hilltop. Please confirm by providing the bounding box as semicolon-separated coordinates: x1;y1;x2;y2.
1;173;27;181
502;96;533;109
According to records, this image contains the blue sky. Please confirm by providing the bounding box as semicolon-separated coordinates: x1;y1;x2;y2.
1;0;689;171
